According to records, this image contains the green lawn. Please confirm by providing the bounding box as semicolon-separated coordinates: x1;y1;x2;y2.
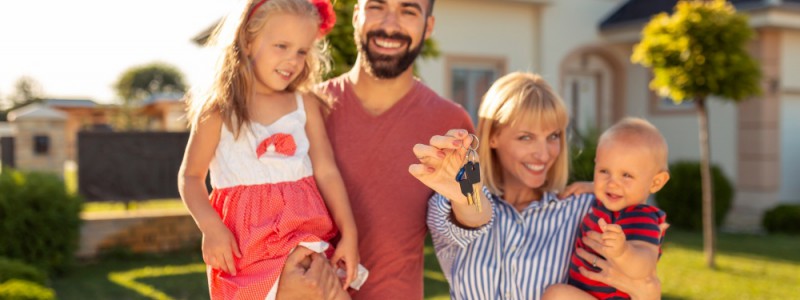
51;230;798;299
659;230;800;300
82;199;187;213
51;252;207;300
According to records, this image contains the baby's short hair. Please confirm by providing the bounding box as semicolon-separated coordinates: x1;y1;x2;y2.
599;117;669;171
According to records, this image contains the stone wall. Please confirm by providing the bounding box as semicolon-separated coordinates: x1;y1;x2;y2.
78;210;201;258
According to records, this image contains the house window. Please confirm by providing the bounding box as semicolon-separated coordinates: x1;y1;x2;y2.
563;72;602;134
33;135;50;155
652;95;695;114
446;55;506;123
648;74;695;115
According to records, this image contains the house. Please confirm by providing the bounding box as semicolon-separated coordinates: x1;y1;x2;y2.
420;0;800;231
5;104;68;174
3;98;117;174
193;0;800;230
139;92;188;132
44;99;114;160
585;0;800;230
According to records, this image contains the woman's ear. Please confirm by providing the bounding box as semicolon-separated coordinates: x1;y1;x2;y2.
649;171;670;193
489;135;499;148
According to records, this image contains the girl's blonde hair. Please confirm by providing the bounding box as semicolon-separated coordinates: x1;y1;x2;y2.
476;72;570;196
187;0;331;138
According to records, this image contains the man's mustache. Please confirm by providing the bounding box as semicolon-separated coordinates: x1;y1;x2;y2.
366;30;412;45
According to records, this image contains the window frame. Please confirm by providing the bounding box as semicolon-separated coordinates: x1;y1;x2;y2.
647;74;696;115
33;135;50;155
445;55;507;123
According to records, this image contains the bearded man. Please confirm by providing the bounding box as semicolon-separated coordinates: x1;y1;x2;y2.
277;0;473;299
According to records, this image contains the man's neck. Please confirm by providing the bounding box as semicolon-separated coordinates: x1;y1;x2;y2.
346;57;416;116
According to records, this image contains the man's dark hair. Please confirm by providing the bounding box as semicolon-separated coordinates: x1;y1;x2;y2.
428;0;435;16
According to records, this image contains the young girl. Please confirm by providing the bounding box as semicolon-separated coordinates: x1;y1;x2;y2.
178;0;363;299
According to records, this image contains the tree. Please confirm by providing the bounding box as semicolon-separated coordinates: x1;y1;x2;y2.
326;0;440;78
1;77;45;121
631;0;761;268
113;62;187;130
8;76;44;108
114;62;187;106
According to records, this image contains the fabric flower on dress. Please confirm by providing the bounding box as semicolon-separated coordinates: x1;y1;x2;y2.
311;0;336;37
256;133;297;158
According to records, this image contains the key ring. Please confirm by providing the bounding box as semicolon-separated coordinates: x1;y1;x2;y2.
463;134;479;151
455;133;482;212
462;134;480;162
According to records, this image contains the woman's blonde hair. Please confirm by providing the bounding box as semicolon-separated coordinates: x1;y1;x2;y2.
476;72;570;196
186;0;331;138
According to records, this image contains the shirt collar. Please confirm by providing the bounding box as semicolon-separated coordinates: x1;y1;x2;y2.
492;190;560;210
543;191;560;203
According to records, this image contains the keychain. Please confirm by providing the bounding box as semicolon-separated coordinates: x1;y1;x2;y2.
455;134;481;212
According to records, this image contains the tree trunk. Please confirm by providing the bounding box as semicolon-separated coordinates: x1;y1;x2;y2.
696;96;716;269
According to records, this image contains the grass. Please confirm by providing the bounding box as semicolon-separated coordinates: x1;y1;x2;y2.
81;199;187;213
659;230;800;300
49;230;799;299
50;251;207;300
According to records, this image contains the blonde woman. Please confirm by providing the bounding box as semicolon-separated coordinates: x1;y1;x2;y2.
411;72;662;300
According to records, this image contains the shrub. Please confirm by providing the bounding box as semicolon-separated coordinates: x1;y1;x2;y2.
763;204;800;234
655;161;733;230
0;257;47;285
0;280;55;300
569;127;600;183
0;169;83;274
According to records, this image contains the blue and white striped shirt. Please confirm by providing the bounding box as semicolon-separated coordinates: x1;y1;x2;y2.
427;187;594;300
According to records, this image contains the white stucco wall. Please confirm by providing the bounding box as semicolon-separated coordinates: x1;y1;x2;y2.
418;0;631;127
780;94;800;203
418;0;540;95
783;32;800;89
624;59;738;182
779;31;800;203
538;0;624;83
0;122;15;137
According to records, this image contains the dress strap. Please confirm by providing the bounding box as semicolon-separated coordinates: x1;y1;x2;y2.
295;92;305;112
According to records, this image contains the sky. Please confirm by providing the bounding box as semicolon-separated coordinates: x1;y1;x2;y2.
0;0;236;105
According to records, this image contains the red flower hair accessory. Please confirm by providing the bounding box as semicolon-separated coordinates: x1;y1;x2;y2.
247;0;336;38
311;0;336;37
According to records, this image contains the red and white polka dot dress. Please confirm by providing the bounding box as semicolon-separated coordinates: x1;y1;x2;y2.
207;93;336;300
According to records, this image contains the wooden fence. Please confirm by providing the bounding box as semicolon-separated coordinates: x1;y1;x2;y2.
1;137;14;168
77;131;190;201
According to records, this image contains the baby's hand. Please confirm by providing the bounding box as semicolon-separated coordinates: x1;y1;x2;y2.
331;236;359;290
598;218;627;259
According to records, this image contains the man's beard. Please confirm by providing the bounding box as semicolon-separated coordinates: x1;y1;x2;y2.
356;29;424;79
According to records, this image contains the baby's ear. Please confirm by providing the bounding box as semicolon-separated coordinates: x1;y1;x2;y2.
649;171;670;193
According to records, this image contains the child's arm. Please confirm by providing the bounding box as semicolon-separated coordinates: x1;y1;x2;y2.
303;93;359;289
598;218;659;279
178;111;242;275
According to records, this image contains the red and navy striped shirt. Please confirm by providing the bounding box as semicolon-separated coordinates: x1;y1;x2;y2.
568;199;666;300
